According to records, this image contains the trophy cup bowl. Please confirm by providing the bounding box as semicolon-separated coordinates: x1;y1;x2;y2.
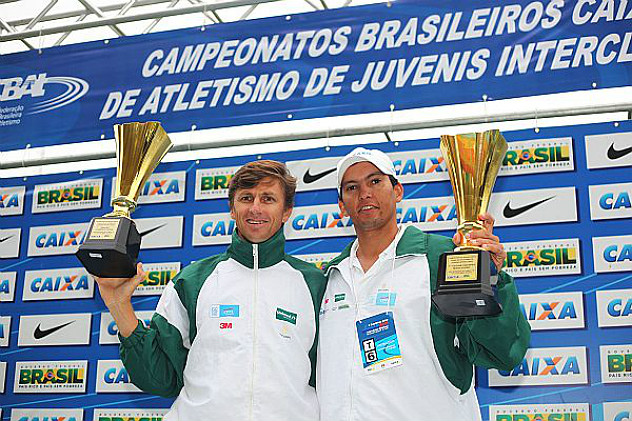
76;122;173;278
431;129;508;318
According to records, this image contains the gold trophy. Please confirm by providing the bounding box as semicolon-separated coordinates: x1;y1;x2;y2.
76;122;173;278
431;129;507;318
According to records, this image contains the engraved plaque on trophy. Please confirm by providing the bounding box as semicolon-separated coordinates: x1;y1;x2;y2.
431;129;508;318
76;122;173;278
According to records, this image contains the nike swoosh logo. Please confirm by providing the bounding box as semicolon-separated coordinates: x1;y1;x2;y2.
33;321;74;340
303;167;336;184
607;143;632;160
503;196;555;219
0;235;14;243
139;223;167;237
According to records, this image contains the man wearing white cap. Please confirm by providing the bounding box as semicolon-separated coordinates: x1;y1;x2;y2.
316;147;530;421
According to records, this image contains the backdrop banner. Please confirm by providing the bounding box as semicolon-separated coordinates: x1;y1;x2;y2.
1;120;630;420
1;0;632;150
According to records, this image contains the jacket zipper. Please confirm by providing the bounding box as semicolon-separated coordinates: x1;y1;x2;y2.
249;244;259;421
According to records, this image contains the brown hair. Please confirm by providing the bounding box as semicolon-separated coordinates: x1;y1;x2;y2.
228;160;297;210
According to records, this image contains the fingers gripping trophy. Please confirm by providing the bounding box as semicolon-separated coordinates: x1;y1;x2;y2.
76;122;173;278
431;129;508;318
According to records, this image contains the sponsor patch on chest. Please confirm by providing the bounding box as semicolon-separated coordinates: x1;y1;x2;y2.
210;304;240;318
276;307;297;325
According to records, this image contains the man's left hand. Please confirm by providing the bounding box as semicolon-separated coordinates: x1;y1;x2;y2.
452;213;506;272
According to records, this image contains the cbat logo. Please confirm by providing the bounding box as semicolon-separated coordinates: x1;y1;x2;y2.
201;219;235;237
521;301;578;321
30;274;89;293
9;408;83;421
392;156;445;175
35;230;86;248
37;186;99;205
503;146;570;166
18;368;84;385
600;191;631;210
104;366;132;385
291;211;353;231
603;243;632;263
0;73;89;114
499;356;580;377
506;247;577;268
200;174;233;192
0;193;19;208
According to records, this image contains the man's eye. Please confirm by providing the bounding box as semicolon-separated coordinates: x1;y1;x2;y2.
371;178;381;184
239;195;253;202
346;185;357;191
262;196;275;203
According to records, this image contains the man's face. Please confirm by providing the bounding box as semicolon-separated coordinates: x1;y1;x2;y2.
230;177;292;243
338;161;403;233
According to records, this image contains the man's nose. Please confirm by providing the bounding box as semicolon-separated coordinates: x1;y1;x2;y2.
358;184;372;199
249;197;263;213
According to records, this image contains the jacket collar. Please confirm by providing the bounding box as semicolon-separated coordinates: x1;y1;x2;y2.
226;227;286;269
325;225;429;276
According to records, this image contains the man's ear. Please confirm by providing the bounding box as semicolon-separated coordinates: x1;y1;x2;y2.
338;198;347;216
394;182;404;203
282;206;293;223
229;204;236;221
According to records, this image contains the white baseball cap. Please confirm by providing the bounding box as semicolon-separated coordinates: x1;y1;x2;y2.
336;147;397;189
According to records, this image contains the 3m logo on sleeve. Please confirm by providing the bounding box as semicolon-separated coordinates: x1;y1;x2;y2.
211;304;240;318
276;308;297;325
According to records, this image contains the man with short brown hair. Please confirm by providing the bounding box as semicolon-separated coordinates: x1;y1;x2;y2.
96;160;325;421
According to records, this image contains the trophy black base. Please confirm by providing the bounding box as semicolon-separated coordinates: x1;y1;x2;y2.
432;249;502;318
75;217;141;278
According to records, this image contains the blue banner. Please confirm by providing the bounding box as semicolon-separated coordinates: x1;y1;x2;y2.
0;120;631;420
1;0;631;150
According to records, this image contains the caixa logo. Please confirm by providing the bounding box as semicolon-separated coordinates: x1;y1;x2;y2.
28;223;89;257
23;268;94;301
10;408;83;421
96;360;140;392
201;219;235;238
35;230;86;248
0;73;89;114
519;292;584;331
596;289;632;328
488;347;588;386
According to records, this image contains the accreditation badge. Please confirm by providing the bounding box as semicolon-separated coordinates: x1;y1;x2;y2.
356;312;402;374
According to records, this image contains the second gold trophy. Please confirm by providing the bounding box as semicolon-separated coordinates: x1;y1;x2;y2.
432;129;507;318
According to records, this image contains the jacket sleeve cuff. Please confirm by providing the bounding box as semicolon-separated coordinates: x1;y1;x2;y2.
119;320;147;349
497;270;513;287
